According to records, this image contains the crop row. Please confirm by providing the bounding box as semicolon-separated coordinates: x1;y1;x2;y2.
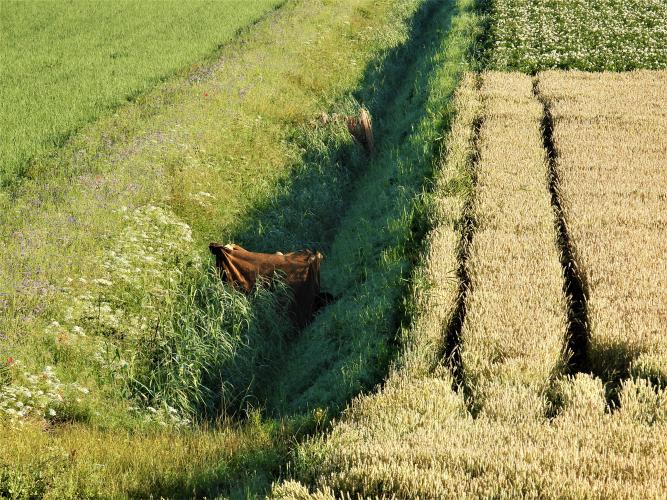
538;70;667;388
460;71;566;419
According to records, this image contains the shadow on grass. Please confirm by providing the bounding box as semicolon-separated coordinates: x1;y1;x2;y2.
219;0;467;419
164;0;479;494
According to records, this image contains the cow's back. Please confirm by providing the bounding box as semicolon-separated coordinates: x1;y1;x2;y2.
209;243;322;327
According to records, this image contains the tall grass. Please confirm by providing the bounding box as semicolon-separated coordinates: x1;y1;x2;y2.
0;0;452;495
0;0;424;425
129;269;294;420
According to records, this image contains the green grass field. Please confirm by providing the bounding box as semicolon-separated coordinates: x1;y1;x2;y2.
1;0;667;497
0;0;282;185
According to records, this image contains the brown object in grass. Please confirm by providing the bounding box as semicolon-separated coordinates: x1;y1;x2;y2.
209;242;325;328
347;108;374;153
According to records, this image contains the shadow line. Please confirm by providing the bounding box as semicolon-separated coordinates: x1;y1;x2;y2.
533;78;591;378
441;74;483;412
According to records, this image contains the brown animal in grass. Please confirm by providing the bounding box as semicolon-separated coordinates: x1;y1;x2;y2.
209;243;329;328
346;108;374;154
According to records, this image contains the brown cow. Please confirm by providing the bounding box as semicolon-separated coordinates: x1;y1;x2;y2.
209;243;327;328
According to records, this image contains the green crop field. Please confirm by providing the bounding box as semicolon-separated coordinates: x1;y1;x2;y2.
1;0;666;497
0;0;283;185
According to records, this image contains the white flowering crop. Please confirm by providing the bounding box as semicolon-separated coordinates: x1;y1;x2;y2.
489;0;667;72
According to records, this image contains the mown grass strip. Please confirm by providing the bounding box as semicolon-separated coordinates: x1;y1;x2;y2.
538;70;667;391
459;71;567;418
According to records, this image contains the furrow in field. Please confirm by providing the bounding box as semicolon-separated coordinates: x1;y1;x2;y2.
459;72;567;417
538;70;667;389
440;73;482;391
533;77;590;375
406;72;481;378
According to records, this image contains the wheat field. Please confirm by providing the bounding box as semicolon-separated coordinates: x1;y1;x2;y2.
460;71;567;419
277;70;667;499
538;70;667;388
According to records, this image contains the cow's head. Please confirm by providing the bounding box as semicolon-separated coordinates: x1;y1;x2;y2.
209;242;234;268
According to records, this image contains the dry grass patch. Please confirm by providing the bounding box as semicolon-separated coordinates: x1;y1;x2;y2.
537;70;667;386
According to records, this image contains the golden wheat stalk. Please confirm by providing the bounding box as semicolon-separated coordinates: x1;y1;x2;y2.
272;71;667;500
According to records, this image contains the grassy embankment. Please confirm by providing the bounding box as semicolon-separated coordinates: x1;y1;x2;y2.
279;70;667;500
3;0;666;496
0;0;457;496
0;0;284;185
258;0;483;416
